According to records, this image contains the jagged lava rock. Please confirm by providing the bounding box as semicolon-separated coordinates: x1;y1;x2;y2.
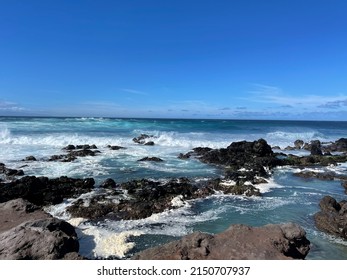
0;175;95;206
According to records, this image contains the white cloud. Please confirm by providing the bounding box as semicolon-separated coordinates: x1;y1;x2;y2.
120;88;148;96
247;84;347;109
0;100;26;112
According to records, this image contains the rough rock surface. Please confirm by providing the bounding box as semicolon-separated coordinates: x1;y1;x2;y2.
0;175;95;206
132;222;310;260
0;199;82;260
314;196;347;240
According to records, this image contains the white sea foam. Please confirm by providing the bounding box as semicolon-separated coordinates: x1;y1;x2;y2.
266;130;326;148
77;225;143;259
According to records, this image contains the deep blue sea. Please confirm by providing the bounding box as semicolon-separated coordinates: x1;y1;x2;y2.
1;117;347;259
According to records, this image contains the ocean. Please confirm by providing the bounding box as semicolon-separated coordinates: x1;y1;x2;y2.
1;116;347;259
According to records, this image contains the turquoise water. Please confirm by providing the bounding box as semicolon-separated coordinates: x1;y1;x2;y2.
1;117;347;259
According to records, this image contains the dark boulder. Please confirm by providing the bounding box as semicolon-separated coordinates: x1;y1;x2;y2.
0;163;24;177
332;138;347;152
314;196;347;240
132;134;154;145
0;199;83;260
100;178;117;188
107;145;126;150
294;139;304;149
310;140;323;156
22;156;37;161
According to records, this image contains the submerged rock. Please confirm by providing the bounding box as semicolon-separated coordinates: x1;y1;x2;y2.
132;222;310;260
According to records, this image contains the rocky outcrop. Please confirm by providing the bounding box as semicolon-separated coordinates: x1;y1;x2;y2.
0;199;83;260
67;178;198;220
0;163;24;178
314;196;347;240
66;176;262;221
310;140;323;156
49;144;100;162
132;222;310;260
179;139;280;195
0;175;95;206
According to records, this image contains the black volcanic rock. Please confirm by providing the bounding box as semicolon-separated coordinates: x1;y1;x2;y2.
0;176;95;206
133;134;154;144
0;163;24;178
100;178;117;188
107;145;126;150
310;140;323;156
138;157;164;162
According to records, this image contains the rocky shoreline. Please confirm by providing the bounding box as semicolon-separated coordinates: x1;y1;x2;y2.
1;137;347;259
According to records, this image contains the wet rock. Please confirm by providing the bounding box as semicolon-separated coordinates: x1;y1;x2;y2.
67;178;197;220
144;141;155;146
75;144;98;150
69;149;100;157
100;178;117;188
132;222;310;260
50;146;101;162
0;176;95;206
328;138;347;152
138;157;164;162
63;145;76;150
310;140;323;156
0;163;24;177
293;171;347;181
22;156;37;161
49;154;77;162
204;178;261;197
314;196;347;240
189;139;280;180
67;197;117;220
294;139;304;149
178;153;191;159
0;199;83;260
133;134;154;145
107;145;126;150
282;153;347;167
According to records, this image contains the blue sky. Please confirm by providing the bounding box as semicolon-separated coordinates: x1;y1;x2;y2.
1;0;347;120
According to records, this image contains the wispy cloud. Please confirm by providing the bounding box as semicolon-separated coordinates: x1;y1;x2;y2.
0;100;26;112
318;99;347;109
120;88;148;96
219;107;231;111
247;84;347;110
